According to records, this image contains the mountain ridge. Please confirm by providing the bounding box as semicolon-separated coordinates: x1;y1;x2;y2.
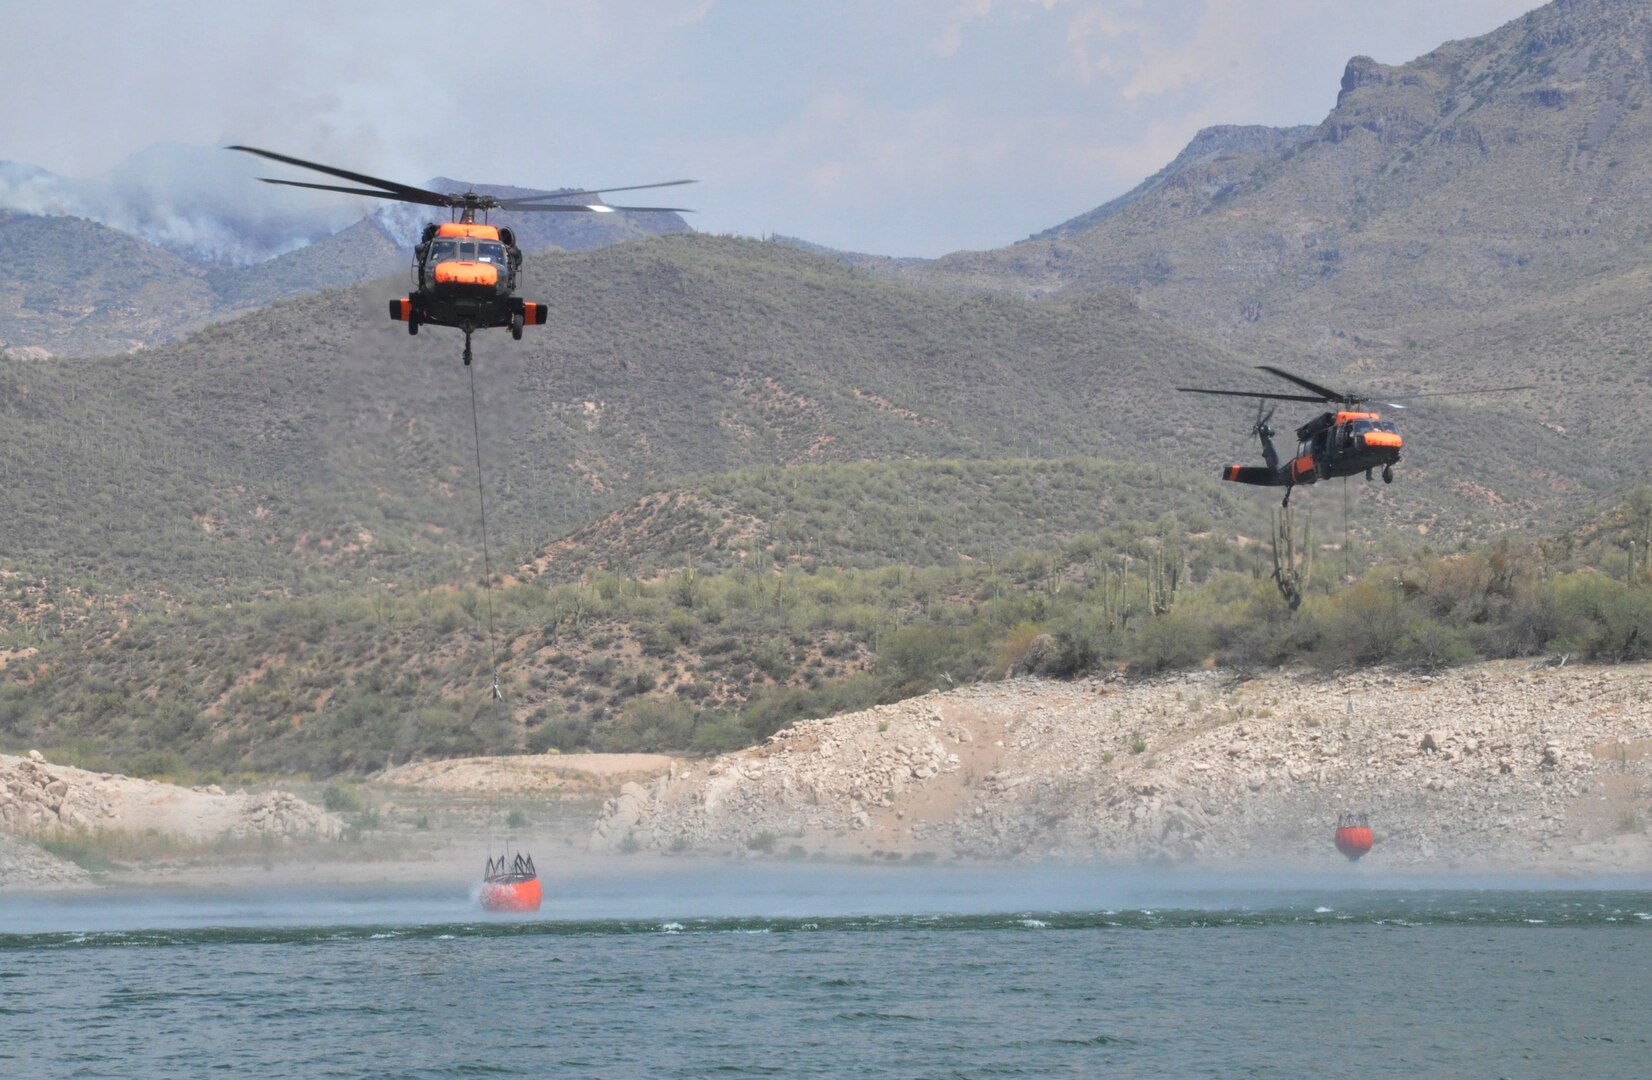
883;0;1652;480
0;145;695;356
0;235;1280;590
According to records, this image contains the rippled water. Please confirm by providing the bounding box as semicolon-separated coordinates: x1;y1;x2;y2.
2;866;1649;1078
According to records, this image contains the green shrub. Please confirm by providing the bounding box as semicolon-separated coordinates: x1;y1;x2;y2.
689;713;749;753
1132;608;1214;674
1307;581;1407;668
1543;572;1618;655
882;624;958;684
664;610;700;646
1593;587;1652;661
600;697;700;752
995;620;1047;675
737;674;883;743
322;782;362;813
127;750;181;779
1395;619;1475;672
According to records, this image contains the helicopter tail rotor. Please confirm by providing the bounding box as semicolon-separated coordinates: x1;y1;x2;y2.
1251;398;1278;437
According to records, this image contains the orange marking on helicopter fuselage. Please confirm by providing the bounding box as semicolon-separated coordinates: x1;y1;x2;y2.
435;222;501;240
1362;431;1402;448
1292;455;1316;479
1333;411;1380;425
434;262;500;287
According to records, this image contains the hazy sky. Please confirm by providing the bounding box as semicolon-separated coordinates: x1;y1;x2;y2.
4;0;1540;258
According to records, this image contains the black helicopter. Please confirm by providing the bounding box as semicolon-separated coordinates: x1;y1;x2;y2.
230;145;693;363
1177;365;1534;506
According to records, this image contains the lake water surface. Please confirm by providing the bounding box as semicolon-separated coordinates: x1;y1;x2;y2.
2;864;1648;1078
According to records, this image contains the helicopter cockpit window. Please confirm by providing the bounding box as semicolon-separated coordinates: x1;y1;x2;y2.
429;239;458;262
477;242;504;264
458;241;477;261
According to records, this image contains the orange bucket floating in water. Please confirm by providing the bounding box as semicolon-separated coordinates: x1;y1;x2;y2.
1334;812;1374;861
480;852;541;912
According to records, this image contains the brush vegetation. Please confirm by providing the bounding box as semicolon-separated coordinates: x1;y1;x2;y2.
4;454;1647;776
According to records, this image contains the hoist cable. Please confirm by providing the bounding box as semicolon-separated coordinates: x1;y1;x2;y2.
466;356;503;699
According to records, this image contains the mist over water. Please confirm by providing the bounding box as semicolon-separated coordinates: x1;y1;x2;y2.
3;865;1649;1077
3;860;1648;937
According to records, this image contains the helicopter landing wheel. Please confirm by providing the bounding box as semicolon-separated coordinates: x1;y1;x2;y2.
510;312;524;341
408;315;419;336
1382;464;1394;484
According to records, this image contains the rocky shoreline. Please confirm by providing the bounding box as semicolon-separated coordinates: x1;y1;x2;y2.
0;751;342;890
7;661;1649;890
591;661;1652;873
0;833;89;889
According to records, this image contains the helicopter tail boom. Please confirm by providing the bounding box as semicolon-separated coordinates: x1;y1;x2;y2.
1222;465;1287;486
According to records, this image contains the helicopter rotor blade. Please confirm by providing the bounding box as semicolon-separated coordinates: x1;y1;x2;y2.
252;177;451;206
1382;385;1537;401
228;145;454;206
502;203;695;213
1255;365;1357;403
497;179;696;206
1176;387;1327;403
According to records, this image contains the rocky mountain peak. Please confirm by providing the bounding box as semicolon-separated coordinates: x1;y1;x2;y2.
1337;55;1389;104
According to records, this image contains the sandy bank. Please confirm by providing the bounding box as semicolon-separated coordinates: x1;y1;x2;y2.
378;752;680;796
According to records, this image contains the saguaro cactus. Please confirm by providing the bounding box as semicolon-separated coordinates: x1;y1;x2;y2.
1148;546;1181;615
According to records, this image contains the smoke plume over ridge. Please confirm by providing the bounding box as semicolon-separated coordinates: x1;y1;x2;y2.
0;143;361;265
